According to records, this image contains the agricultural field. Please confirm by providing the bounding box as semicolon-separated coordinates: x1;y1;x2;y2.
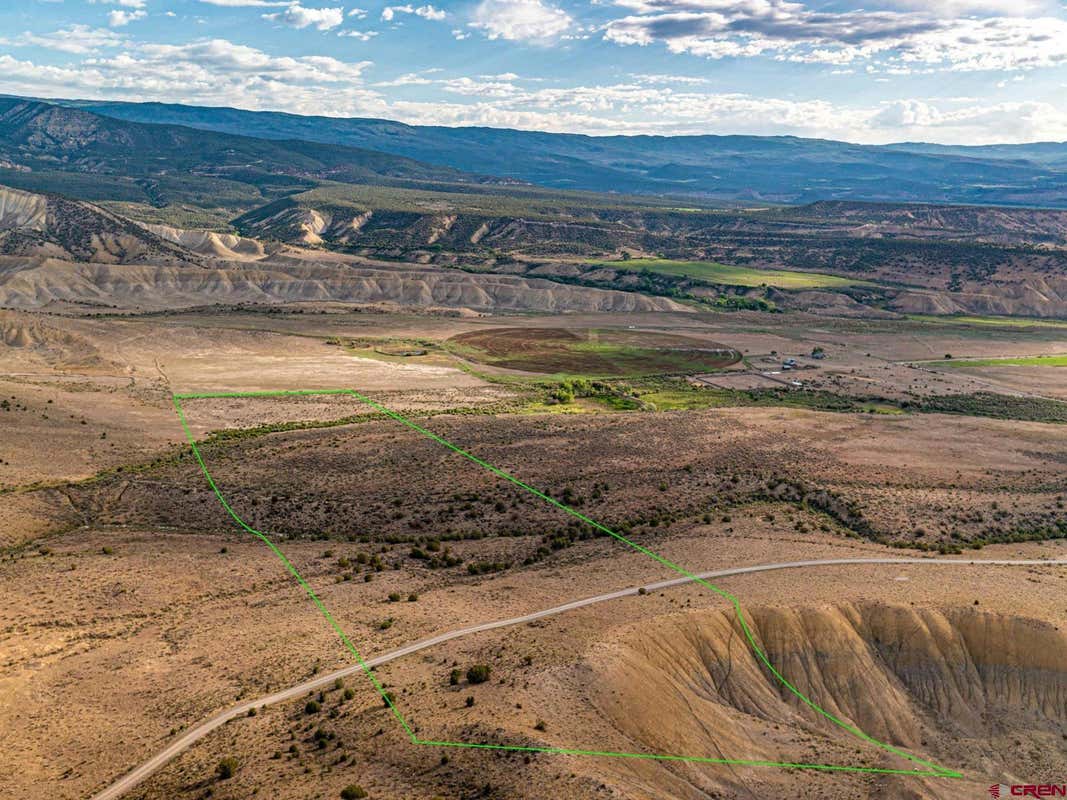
445;327;741;376
593;257;869;288
906;314;1067;330
924;353;1067;367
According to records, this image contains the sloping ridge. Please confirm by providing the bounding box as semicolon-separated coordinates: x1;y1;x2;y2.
233;195;679;254
142;223;268;260
0;97;493;187
0;184;195;265
590;603;1066;795
891;277;1067;319
0;258;689;313
0;309;114;369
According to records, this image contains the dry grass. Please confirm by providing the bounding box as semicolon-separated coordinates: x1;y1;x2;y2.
4;304;1067;800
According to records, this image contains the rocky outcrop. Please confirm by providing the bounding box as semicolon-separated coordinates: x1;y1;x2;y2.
890;277;1067;319
0;257;690;313
0;184;195;265
591;603;1067;799
143;224;268;260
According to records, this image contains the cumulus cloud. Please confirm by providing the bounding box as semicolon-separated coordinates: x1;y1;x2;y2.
108;9;147;26
338;29;379;40
380;5;410;21
374;71;437;86
602;0;1067;72
264;3;345;30
469;0;573;41
415;5;446;20
866;97;1067;143
882;0;1053;15
0;39;374;114
381;5;446;22
441;76;523;98
0;25;126;55
198;0;290;6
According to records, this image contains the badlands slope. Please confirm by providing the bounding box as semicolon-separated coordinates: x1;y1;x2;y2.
0;184;686;314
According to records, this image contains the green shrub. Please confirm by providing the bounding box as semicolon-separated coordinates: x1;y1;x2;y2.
216;757;239;780
305;700;321;714
340;785;368;799
466;664;491;684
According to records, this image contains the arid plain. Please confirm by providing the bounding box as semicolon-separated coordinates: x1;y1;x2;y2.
4;295;1067;800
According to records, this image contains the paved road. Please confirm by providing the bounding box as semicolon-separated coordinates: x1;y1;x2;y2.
90;555;1065;800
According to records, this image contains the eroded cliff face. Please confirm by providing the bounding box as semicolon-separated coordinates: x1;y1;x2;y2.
0;185;194;265
0;185;47;231
587;603;1067;800
0;257;689;314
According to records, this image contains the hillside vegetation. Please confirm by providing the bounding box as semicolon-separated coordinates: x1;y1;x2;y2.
64;97;1067;207
0;98;494;226
0;184;194;265
2;98;1067;318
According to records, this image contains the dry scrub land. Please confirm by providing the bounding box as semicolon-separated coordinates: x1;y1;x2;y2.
4;510;1067;800
3;305;1067;800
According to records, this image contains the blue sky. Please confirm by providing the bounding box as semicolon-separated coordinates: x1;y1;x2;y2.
2;0;1067;143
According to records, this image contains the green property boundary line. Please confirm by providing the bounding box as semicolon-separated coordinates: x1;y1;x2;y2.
171;388;962;780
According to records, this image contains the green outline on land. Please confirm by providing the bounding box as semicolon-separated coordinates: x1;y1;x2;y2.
172;388;963;779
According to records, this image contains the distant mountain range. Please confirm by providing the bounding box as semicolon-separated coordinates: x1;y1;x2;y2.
40;97;1067;208
0;97;488;189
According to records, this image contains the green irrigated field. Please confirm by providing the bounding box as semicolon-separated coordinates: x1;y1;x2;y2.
593;258;868;289
446;327;740;377
907;314;1067;331
925;354;1067;368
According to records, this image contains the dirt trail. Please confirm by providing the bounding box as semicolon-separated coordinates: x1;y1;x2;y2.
90;555;1064;800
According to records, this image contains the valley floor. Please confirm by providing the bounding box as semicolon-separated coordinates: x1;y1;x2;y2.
3;303;1067;800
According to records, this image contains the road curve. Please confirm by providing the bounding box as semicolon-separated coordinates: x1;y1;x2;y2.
90;555;1065;800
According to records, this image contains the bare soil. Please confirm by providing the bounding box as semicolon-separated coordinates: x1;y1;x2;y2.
4;304;1067;800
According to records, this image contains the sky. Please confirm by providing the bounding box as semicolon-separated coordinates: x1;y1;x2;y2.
2;0;1067;143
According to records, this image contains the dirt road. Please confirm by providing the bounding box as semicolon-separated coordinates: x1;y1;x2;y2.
89;555;1064;800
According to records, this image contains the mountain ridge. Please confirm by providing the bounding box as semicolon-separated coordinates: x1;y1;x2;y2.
35;96;1067;208
0;98;495;189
